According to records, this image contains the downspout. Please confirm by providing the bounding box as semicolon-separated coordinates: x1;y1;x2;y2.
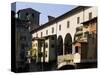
55;21;58;66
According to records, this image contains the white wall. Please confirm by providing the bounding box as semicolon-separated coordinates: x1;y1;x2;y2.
84;7;98;22
56;11;84;54
32;6;97;54
32;23;57;38
32;7;97;40
56;10;84;42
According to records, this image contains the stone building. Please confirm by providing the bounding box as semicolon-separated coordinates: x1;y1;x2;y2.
11;2;40;72
31;6;97;69
17;8;40;31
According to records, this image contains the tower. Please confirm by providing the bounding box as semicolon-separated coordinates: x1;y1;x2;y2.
17;8;40;31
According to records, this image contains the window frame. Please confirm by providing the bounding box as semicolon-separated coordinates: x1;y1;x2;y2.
59;24;61;31
52;27;54;33
46;30;48;35
67;21;70;28
36;33;38;37
41;32;43;37
77;17;80;24
89;12;92;20
45;42;48;48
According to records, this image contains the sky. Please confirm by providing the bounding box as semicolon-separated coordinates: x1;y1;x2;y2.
11;2;77;25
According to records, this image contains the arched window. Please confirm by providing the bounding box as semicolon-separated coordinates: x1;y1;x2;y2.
64;33;72;54
57;35;63;55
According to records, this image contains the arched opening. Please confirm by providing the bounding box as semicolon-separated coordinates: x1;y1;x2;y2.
57;35;63;55
64;33;72;54
58;65;75;70
75;46;79;53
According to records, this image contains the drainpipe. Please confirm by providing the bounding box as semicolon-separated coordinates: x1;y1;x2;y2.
55;21;58;65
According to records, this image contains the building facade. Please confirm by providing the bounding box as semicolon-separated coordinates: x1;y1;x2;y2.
17;8;40;31
11;3;41;72
31;6;97;69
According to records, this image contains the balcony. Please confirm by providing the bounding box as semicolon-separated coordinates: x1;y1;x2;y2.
75;31;83;36
75;32;88;43
75;37;87;43
75;26;83;36
76;26;83;31
81;37;87;42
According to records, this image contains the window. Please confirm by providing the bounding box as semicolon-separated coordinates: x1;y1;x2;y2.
52;27;54;33
75;46;79;53
45;42;48;48
38;52;42;57
51;44;54;48
77;17;80;24
32;44;35;47
41;41;44;47
76;26;83;32
41;32;43;37
84;24;88;28
26;51;30;56
26;12;29;16
67;21;70;28
89;12;92;20
36;33;38;37
45;51;47;57
59;25;61;31
36;43;37;47
84;32;89;37
40;41;42;47
32;13;34;18
46;30;48;35
26;13;30;20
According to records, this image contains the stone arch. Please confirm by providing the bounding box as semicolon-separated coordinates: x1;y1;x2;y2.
57;35;63;55
58;62;76;70
64;33;72;54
